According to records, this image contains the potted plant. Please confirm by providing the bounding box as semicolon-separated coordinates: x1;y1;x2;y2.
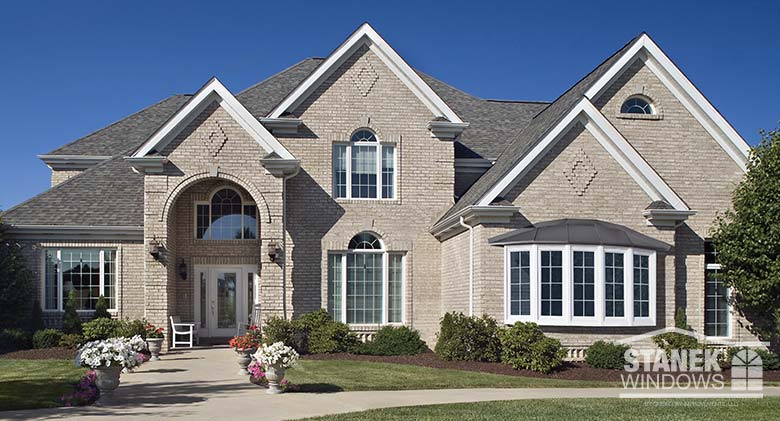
145;324;164;361
123;335;148;373
254;341;299;394
76;338;141;405
229;333;258;375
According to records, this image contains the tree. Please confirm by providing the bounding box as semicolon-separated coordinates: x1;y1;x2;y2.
62;290;82;334
93;295;111;319
711;127;780;350
0;216;34;329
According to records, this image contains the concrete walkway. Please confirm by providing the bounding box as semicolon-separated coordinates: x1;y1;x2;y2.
3;347;778;421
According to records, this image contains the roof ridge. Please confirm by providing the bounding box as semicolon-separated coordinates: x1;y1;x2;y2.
236;57;325;96
485;99;551;104
45;94;192;156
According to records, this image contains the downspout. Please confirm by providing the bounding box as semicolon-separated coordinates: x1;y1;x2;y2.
459;216;474;317
281;168;300;320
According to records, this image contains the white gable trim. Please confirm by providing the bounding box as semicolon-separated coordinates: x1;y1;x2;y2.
476;98;689;211
267;23;464;124
132;78;294;160
585;33;750;172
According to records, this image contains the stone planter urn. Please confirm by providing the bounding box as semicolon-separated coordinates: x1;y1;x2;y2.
236;348;256;375
265;364;286;394
94;365;123;406
147;338;163;361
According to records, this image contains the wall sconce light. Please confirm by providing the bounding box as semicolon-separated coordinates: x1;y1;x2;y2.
267;241;279;262
149;237;162;261
178;259;187;280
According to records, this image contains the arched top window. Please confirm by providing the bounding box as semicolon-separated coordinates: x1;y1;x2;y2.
348;233;383;250
196;187;257;240
350;129;377;143
334;129;395;199
620;96;654;115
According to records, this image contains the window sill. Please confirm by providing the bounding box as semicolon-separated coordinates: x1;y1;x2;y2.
615;113;663;121
504;316;656;327
335;198;401;205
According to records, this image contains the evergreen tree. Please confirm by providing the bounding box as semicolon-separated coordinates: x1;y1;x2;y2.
62;290;82;334
93;295;111;319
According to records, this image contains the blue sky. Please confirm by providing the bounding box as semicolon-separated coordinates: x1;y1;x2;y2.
1;0;778;209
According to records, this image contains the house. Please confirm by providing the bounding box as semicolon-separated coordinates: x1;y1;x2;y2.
1;23;754;350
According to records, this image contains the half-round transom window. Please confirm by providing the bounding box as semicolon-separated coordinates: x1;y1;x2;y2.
621;96;654;114
196;188;257;240
348;233;382;250
350;129;377;143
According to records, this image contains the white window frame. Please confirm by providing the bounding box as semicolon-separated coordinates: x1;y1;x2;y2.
329;249;405;326
41;248;118;313
193;188;257;240
504;244;656;327
704;261;731;339
332;137;397;200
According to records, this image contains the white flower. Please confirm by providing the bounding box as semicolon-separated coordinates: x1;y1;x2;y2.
78;337;143;369
253;342;299;369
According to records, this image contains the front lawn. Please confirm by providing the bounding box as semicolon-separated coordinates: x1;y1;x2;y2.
0;359;85;411
300;397;780;420
285;360;615;392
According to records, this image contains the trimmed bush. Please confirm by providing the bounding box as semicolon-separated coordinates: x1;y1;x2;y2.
586;340;630;370
262;316;297;349
93;296;111;319
0;328;31;351
58;333;84;349
652;332;701;357
307;320;359;354
62;290;82;334
500;322;566;373
358;325;427;356
82;318;123;341
33;328;64;349
434;312;501;362
30;300;45;332
120;319;147;339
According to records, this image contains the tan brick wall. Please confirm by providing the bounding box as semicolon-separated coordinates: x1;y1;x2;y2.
440;229;470;318
50;169;82;187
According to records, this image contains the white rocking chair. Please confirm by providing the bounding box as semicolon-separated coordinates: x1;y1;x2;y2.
170;316;197;348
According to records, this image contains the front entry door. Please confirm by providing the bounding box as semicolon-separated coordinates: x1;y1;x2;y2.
195;265;257;338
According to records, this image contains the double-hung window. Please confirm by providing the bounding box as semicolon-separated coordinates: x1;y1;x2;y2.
333;129;396;199
327;233;404;324
43;248;117;311
505;245;655;326
704;241;730;337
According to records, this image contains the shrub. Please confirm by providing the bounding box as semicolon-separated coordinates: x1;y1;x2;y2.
262;316;297;349
33;328;64;349
58;333;85;349
434;312;501;362
82;318;124;341
30;300;45;332
93;296;111;320
358;325;427;356
586;340;630;370
0;222;35;330
62;290;82;334
307;320;358;354
121;319;147;339
500;322;566;373
652;332;701;357
0;328;31;351
724;347;780;371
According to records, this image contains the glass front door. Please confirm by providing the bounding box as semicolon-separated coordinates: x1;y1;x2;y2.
195;266;256;338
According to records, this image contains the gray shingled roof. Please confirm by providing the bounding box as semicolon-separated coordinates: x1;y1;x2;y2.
46;95;192;156
2;156;144;226
437;35;640;224
487;219;671;251
237;58;325;119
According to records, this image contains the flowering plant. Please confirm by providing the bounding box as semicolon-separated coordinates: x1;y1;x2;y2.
229;333;259;351
248;360;297;391
127;335;147;352
254;341;299;369
145;323;164;339
60;370;99;406
77;338;142;369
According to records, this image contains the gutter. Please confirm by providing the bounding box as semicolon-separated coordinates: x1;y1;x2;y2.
459;217;475;316
281;167;301;320
5;225;143;241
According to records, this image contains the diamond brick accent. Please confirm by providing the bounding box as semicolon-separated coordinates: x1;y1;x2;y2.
203;121;228;157
350;58;379;96
563;148;598;196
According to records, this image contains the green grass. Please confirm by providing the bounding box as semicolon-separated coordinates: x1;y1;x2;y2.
0;359;85;411
300;397;780;420
285;360;615;392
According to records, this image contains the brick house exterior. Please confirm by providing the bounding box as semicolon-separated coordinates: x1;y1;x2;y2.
2;24;754;349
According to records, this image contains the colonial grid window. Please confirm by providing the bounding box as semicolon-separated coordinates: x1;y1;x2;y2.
505;245;656;326
333;129;396;200
327;233;404;324
43;248;117;311
704;241;730;337
195;188;257;240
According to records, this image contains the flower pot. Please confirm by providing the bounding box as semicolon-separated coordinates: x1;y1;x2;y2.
236;348;256;375
147;338;163;361
94;365;123;406
265;364;286;394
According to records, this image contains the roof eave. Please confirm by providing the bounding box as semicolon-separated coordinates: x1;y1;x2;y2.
431;205;518;240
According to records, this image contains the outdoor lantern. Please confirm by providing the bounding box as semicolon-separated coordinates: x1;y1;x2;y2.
178;259;187;280
267;241;279;262
149;238;161;260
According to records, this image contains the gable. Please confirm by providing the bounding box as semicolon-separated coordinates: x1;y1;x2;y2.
267;23;463;124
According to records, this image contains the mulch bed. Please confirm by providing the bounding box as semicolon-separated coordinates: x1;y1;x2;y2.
0;347;77;360
304;351;780;382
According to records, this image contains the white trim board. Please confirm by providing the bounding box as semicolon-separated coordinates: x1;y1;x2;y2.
476;98;690;211
132;77;294;160
267;23;464;124
585;33;750;172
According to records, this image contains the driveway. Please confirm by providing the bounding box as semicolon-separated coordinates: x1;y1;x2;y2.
2;347;777;421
